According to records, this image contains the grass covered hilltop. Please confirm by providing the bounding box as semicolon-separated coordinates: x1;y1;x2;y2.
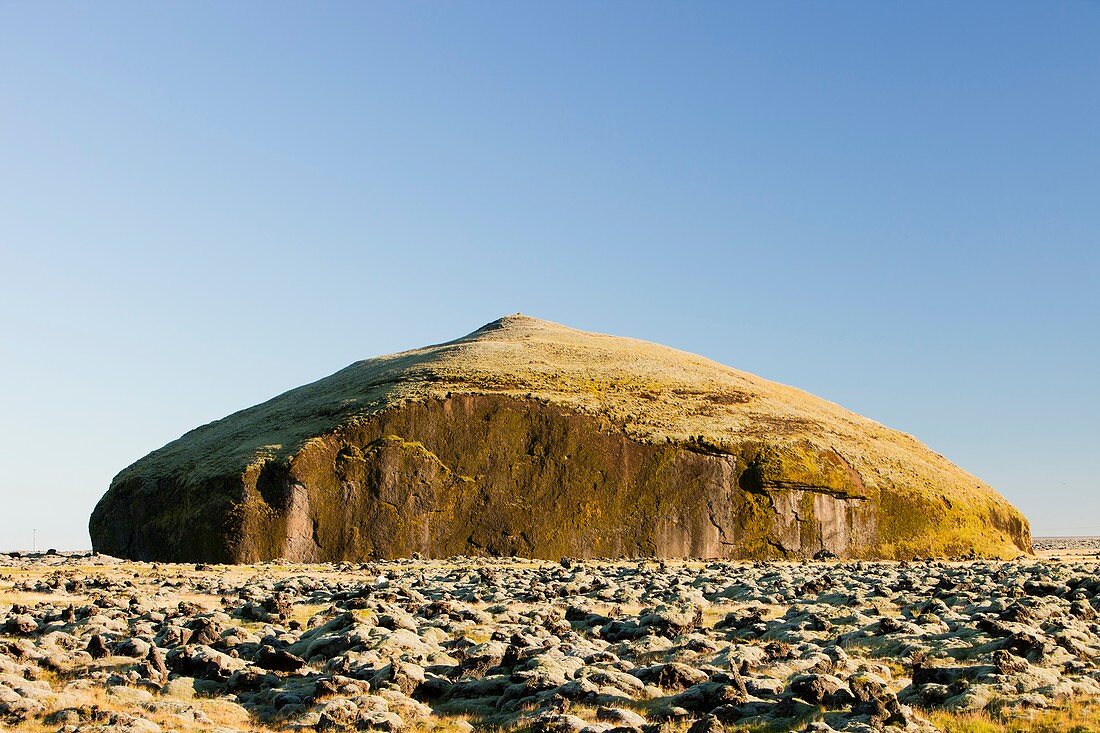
90;315;1030;563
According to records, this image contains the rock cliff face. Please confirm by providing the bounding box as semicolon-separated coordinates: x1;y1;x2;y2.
90;315;1031;562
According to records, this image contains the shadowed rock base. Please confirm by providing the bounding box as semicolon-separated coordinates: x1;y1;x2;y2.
90;395;1029;563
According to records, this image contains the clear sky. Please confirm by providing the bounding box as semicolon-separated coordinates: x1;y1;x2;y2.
1;2;1097;550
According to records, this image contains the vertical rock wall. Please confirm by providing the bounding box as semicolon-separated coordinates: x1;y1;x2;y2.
91;394;1030;562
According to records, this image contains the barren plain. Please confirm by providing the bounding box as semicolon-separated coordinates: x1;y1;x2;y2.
2;540;1099;732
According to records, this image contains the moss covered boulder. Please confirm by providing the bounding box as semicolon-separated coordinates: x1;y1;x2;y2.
90;314;1031;562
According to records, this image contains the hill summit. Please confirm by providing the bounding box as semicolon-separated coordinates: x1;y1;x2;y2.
90;314;1030;562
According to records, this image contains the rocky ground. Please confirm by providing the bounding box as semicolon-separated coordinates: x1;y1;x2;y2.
1;548;1099;733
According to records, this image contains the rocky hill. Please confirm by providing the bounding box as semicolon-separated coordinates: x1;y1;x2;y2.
89;315;1031;562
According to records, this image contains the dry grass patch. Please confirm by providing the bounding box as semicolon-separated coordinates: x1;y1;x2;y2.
458;627;493;644
287;602;333;628
928;700;1100;733
0;590;84;607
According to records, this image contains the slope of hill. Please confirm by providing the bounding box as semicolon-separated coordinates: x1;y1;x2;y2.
90;314;1030;561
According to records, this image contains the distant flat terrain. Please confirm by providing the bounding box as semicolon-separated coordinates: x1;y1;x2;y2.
1033;536;1100;560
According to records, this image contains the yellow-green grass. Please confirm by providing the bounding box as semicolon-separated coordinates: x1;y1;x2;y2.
928;700;1100;733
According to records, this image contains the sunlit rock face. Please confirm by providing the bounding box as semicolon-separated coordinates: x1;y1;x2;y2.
90;315;1031;562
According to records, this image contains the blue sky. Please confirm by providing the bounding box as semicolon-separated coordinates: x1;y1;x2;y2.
1;2;1097;549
